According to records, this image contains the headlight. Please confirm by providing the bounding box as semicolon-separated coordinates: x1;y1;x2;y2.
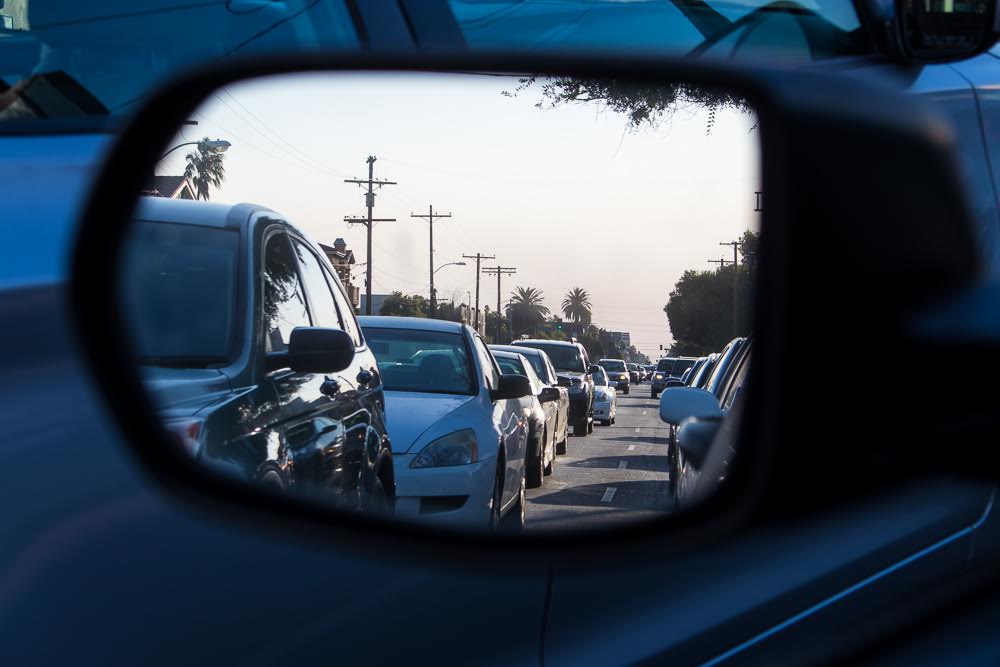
654;373;664;380
410;429;478;468
619;374;629;381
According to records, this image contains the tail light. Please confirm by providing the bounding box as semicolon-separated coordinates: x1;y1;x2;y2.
164;418;205;458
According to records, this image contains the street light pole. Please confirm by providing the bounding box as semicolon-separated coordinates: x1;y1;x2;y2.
158;139;231;161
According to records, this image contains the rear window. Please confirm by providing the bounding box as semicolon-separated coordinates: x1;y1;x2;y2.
599;359;627;372
656;359;674;373
515;342;584;373
364;328;475;396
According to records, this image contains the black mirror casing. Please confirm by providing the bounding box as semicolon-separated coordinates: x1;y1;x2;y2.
492;374;532;401
539;386;561;403
587;364;602;374
267;327;356;374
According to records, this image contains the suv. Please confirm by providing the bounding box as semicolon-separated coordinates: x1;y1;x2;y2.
598;358;631;394
512;339;594;437
650;356;699;398
123;198;394;510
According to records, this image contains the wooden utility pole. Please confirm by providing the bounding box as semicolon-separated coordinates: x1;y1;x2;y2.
344;156;396;315
720;240;740;337
708;258;728;270
483;266;516;343
462;252;495;332
411;205;452;318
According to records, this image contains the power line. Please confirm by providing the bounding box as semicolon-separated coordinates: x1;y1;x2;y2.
411;205;452;317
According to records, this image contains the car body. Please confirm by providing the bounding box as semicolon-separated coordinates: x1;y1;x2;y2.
650;356;699;398
688;353;720;389
703;338;749;400
598;358;631;394
590;366;618;426
627;362;642;384
489;343;570;454
125;197;394;509
512;338;594;437
358;316;528;529
490;349;560;487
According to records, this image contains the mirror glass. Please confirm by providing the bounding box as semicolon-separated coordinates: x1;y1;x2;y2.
901;0;995;59
118;71;760;534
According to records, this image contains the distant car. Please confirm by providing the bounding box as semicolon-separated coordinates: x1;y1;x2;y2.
512;339;595;437
590;366;618;426
681;357;707;385
627;363;642;384
490;348;562;487
703;338;749;400
359;316;531;530
124;199;395;511
650;356;698;398
489;344;570;454
598;358;631;394
688;352;720;389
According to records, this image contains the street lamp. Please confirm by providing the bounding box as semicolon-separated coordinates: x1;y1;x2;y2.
433;261;466;275
429;261;466;317
158;139;231;161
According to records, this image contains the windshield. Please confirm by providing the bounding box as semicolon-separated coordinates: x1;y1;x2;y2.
672;359;697;376
496;355;526;376
449;0;870;60
121;221;239;365
517;342;584;373
599;359;627;372
364;328;475;395
656;358;674;372
0;1;358;126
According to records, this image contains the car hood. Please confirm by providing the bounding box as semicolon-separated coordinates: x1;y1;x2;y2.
139;366;235;418
383;391;476;454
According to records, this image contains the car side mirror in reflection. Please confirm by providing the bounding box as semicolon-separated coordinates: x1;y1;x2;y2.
539;386;561;403
267;327;356;373
659;387;723;426
676;416;722;470
588;365;601;374
492;374;532;401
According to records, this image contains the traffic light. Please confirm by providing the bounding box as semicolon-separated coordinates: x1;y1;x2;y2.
556;322;562;330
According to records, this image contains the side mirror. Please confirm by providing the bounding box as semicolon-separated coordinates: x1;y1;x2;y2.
664;378;686;390
492;374;532;401
557;376;572;388
539;386;561;403
898;0;999;61
659;387;723;426
267;327;356;373
588;364;602;374
676;416;723;470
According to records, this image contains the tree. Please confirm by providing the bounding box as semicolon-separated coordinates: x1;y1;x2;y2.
561;287;592;324
664;265;752;356
183;137;227;201
507;286;550;338
378;292;428;318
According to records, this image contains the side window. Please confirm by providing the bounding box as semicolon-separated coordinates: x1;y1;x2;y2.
291;239;343;330
473;336;500;391
721;351;751;413
324;265;364;347
262;233;311;353
546;357;558;384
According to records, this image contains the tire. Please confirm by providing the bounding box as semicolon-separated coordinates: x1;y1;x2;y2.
500;476;526;532
366;475;391;516
610;415;616;425
623;386;630;395
601;419;611;426
556;434;567;455
587;419;594;435
526;431;544;489
544;452;554;476
651;390;658;399
573;420;588;437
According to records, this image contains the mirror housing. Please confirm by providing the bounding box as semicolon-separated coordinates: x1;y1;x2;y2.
659;387;723;426
267;327;355;374
539;386;561;403
492;374;532;401
676;416;723;470
587;364;602;374
664;378;686;390
898;0;1000;61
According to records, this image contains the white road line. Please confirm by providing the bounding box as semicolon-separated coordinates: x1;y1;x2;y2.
618;461;628;470
643;410;647;416
601;487;617;503
628;444;636;451
634;427;641;433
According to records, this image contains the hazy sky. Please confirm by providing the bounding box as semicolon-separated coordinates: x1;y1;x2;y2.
158;72;760;359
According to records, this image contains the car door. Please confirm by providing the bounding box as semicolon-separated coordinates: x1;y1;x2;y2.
473;334;525;508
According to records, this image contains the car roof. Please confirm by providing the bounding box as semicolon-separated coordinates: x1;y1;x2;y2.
358;316;468;334
132;197;274;230
491;344;543;357
515;339;579;348
490;349;526;361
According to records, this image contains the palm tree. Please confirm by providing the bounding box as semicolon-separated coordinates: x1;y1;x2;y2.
508;286;550;336
183;137;227;200
562;287;592;324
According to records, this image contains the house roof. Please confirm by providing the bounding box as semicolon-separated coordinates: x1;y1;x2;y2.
319;242;355;264
143;175;194;199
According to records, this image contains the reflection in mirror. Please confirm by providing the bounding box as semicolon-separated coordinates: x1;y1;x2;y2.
119;72;760;535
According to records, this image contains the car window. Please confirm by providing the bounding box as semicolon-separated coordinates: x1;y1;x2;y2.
474;336;501;391
516;342;585;373
496;355;526;377
599;359;627;372
720;349;751;412
363;327;475;395
292;239;343;331
545;356;559;385
656;359;674;373
323;265;364;347
263;233;310;353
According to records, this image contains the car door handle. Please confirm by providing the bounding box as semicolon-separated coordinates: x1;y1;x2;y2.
320;377;341;397
357;369;374;386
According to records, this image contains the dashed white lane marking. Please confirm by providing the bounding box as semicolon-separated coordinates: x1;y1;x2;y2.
643;410;648;416
634;427;641;433
618;461;628;470
601;487;617;503
628;444;636;451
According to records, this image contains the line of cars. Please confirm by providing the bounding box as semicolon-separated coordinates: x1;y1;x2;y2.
127;197;617;532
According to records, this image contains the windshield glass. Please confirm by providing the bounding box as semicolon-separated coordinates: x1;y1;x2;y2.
592;369;609;386
520;352;548;380
599;359;627;372
449;0;870;60
0;1;358;126
364;328;475;395
656;358;674;372
517;342;584;373
121;221;239;365
672;359;697;376
496;355;526;376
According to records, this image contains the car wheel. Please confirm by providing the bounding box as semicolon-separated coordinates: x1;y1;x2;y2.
366;474;392;516
601;419;611;426
573;420;588;437
611;415;616;425
526;431;544;489
587;419;594;435
544;450;554;476
556;433;567;454
651;390;658;399
624;386;630;395
489;463;504;530
500;477;525;532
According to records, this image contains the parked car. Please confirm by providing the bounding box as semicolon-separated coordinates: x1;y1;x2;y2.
512;338;595;437
490;348;562;487
123;198;395;510
489;344;570;453
703;338;749;400
598;358;631;394
627;362;642;384
688;353;720;389
680;357;705;385
590;366;618;426
359;316;530;530
650;356;698;398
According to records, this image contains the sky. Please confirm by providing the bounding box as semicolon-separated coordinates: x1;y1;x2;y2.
157;72;760;359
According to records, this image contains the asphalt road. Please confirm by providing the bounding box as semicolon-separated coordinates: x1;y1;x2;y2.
525;383;674;532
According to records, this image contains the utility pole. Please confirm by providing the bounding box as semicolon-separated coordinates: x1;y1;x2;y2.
720;240;740;337
483;266;516;343
411;205;452;317
708;258;728;270
462;252;495;332
344;156;396;315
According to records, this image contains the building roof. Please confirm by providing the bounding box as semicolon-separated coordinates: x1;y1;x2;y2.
319;242;355;264
358;316;467;334
143;175;195;199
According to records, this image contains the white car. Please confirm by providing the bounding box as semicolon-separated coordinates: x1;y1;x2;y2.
590;366;618;426
359;317;530;530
